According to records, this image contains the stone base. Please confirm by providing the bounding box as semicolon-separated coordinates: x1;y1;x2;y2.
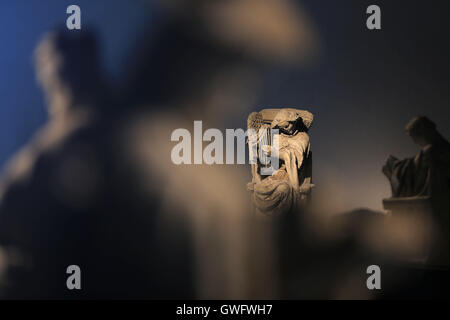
383;196;432;214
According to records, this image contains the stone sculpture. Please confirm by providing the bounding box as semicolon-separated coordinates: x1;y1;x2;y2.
247;108;314;215
383;116;450;199
382;116;450;264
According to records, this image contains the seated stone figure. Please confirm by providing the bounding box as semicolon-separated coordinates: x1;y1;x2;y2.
383;116;450;199
382;116;450;264
247;108;314;215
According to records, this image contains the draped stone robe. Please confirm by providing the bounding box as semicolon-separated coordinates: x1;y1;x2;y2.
249;130;312;215
385;137;450;199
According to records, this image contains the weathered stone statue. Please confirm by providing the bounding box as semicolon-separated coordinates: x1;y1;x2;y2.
383;116;450;199
247;108;314;215
382;116;450;264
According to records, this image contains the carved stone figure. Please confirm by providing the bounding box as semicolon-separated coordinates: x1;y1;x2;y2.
247;108;314;215
383;116;450;199
382;116;450;264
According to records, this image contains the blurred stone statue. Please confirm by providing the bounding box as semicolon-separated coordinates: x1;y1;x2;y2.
247;108;314;215
0;29;120;299
117;0;319;298
0;30;108;200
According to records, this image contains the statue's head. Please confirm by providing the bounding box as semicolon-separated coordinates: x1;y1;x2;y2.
271;109;312;135
405;116;437;147
34;29;103;116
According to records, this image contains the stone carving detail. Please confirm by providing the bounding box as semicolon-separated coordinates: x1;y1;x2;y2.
247;108;314;215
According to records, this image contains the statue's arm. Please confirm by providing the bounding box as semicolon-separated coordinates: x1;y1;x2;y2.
382;155;400;179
